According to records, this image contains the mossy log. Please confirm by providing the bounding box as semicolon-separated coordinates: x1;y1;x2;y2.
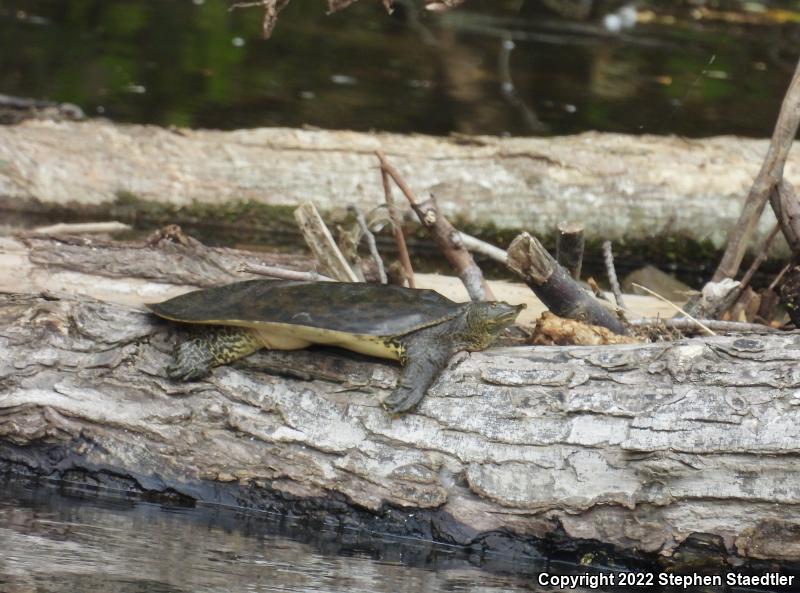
1;120;797;255
1;235;800;565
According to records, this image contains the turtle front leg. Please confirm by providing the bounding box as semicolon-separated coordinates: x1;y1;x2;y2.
383;331;455;415
168;327;262;381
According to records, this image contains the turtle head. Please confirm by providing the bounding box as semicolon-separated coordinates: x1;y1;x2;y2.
463;301;525;350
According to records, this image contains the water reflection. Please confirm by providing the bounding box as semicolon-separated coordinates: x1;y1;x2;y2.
0;482;546;593
0;0;798;136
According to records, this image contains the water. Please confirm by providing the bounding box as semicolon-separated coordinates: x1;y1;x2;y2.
0;482;543;593
1;0;799;137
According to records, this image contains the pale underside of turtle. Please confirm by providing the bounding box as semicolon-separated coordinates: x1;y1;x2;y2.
147;279;522;414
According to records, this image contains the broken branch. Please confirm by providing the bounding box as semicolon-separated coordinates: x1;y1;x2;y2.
506;232;627;335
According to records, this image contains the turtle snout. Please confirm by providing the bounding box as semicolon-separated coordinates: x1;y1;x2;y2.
494;302;525;325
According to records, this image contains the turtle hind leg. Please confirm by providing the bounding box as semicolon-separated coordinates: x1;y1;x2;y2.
167;326;262;381
383;330;455;415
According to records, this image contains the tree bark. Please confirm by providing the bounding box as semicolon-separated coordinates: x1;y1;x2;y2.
1;120;798;254
1;237;800;564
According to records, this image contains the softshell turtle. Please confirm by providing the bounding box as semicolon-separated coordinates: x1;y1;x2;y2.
147;279;523;413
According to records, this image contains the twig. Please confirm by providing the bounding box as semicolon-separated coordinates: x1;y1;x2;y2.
230;0;290;39
713;57;800;281
349;205;387;284
769;179;800;256
555;221;584;280
380;163;415;288
32;221;132;235
459;233;507;263
294;202;360;282
631;283;716;336
737;221;782;294
238;262;335;282
769;262;792;291
629;317;781;334
602;240;625;309
376;150;494;301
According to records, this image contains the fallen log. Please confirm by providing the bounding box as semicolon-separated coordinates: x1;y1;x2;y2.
0;120;797;255
0;234;677;322
1;236;800;566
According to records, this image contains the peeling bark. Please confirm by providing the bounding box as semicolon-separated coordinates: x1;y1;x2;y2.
1;239;800;564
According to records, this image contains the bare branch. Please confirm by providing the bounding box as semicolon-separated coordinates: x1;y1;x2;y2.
506;232;627;335
602;240;625;309
349;204;387;284
376;150;494;301
379;158;415;288
238;262;335;282
713;58;800;281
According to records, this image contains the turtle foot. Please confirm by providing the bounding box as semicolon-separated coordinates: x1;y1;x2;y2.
166;340;213;382
383;385;425;415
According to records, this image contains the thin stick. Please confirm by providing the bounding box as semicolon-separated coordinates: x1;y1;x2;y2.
713;58;800;281
349;205;387;284
459;232;507;263
631;283;716;336
737;221;781;294
230;0;290;39
380;163;415;288
769;262;792;291
769;179;800;255
602;240;625;309
376;150;494;301
238;262;335;282
33;221;132;234
294;202;360;282
629;317;780;334
376;151;421;208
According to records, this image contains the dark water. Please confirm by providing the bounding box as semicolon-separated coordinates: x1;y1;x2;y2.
2;481;798;593
2;0;800;137
0;481;552;593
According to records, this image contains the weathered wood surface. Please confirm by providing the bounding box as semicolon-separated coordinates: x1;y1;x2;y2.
1;236;800;563
1;120;797;250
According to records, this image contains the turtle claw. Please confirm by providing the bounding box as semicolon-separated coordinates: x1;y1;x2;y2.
383;385;425;415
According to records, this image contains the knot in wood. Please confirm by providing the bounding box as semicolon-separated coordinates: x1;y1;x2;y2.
449;230;463;248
